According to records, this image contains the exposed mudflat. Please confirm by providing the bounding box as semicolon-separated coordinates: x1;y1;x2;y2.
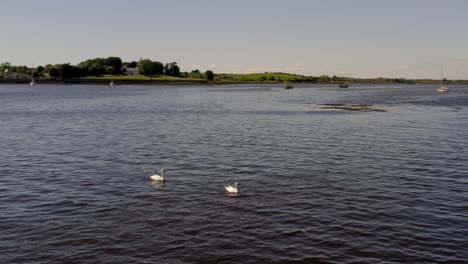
318;103;387;112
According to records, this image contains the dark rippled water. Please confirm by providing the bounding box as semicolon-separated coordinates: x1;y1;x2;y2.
1;83;467;263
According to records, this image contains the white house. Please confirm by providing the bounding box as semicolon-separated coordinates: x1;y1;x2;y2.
124;67;139;76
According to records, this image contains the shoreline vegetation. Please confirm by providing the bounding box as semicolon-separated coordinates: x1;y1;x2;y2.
1;57;467;85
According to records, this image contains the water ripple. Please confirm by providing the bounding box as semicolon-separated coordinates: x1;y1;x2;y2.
0;84;467;263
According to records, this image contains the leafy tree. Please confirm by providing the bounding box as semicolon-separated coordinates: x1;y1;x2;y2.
58;63;74;79
105;57;122;74
164;62;180;76
138;59;154;75
205;70;214;81
78;58;106;76
126;61;137;68
153;61;164;75
138;59;163;76
31;65;45;78
44;64;53;75
88;62;104;76
36;65;44;74
189;69;202;78
13;66;28;74
105;66;115;74
48;67;60;78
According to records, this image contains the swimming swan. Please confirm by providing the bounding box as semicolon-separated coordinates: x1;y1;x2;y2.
224;182;240;194
150;169;166;182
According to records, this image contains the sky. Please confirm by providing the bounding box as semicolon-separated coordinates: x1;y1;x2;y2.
1;0;468;79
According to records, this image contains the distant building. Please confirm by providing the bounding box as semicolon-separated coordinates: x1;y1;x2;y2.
124;67;139;76
0;70;28;79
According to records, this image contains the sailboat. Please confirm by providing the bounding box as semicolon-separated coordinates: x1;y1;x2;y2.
29;68;36;86
109;80;114;86
436;65;448;92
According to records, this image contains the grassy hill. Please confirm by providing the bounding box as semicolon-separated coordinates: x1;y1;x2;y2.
79;72;307;83
66;72;468;84
215;73;304;82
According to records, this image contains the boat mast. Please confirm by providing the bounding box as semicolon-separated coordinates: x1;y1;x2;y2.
440;64;444;84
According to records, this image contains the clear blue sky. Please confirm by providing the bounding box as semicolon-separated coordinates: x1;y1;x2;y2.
1;0;468;79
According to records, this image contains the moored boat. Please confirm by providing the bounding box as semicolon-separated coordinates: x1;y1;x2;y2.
339;82;349;88
436;65;449;92
283;82;293;89
30;71;36;86
437;87;449;92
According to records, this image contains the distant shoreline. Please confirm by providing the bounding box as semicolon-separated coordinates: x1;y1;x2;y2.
0;78;209;85
1;78;467;85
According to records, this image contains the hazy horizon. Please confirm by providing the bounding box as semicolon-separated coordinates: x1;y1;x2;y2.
1;0;468;79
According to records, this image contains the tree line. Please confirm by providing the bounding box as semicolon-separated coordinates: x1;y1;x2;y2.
0;57;215;81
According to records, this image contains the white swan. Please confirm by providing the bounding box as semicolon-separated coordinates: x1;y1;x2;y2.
149;169;166;182
224;182;240;194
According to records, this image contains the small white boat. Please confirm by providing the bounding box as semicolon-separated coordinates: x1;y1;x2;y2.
110;80;114;86
339;82;349;88
437;65;449;92
437;87;449;92
224;182;240;194
30;68;36;86
149;169;166;182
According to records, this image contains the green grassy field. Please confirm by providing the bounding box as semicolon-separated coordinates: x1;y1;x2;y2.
215;73;303;82
80;73;304;82
71;73;468;84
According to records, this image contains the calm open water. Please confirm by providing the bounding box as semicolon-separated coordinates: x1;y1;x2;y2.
0;83;467;263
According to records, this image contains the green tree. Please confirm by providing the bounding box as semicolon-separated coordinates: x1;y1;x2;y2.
138;59;154;75
153;61;164;75
58;63;74;79
48;67;60;78
105;57;122;74
205;70;214;81
88;62;104;76
164;62;180;76
78;58;106;76
126;61;138;68
189;69;202;78
44;64;53;76
15;66;28;74
138;59;163;76
36;65;44;76
105;66;115;74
